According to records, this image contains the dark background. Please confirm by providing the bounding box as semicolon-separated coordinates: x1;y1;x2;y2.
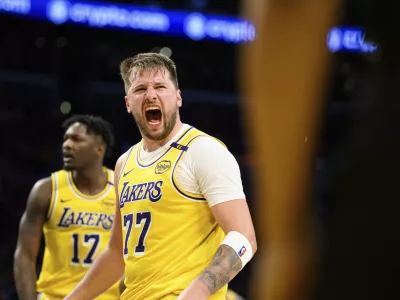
1;0;397;299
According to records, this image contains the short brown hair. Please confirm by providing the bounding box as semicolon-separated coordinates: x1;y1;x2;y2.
120;53;179;93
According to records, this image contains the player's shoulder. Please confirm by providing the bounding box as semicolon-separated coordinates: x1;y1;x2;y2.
188;129;229;155
114;145;138;181
52;168;67;176
51;168;75;183
186;125;225;147
115;146;135;168
28;175;53;207
182;129;237;173
32;176;53;192
50;169;71;189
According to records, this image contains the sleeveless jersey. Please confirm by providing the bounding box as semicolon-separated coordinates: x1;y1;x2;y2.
119;126;227;300
36;168;120;300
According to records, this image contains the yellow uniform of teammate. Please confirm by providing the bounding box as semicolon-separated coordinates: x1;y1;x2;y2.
14;115;120;300
119;126;227;299
36;169;120;300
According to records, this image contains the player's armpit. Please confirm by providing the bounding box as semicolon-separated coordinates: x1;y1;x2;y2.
14;177;52;300
199;199;257;295
119;275;126;294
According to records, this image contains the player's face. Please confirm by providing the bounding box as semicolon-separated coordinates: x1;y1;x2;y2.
125;68;182;141
62;123;101;171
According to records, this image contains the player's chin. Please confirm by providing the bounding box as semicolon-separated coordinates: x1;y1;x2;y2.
63;162;76;171
144;132;163;142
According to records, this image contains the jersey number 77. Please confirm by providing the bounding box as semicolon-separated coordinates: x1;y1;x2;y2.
123;211;152;257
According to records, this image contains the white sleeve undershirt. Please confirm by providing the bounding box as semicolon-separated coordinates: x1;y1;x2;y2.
138;125;246;207
175;136;246;207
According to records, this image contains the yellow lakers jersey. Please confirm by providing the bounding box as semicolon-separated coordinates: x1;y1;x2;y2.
119;126;227;300
36;168;120;300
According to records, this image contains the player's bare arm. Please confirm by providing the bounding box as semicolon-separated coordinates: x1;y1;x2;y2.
178;199;256;299
199;199;257;295
14;178;52;300
64;153;127;300
178;137;256;299
201;244;242;292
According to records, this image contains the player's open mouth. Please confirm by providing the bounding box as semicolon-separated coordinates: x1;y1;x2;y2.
145;106;162;126
63;153;74;162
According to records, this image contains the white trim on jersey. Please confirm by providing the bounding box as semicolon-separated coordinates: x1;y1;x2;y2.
66;169;114;201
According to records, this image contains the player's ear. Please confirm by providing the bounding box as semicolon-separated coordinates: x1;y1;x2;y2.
125;96;131;113
95;139;106;157
176;90;182;108
96;144;105;158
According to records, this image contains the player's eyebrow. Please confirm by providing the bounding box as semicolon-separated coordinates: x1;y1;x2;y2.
133;82;167;89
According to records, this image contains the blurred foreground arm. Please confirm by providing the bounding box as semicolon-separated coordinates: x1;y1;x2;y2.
242;0;340;299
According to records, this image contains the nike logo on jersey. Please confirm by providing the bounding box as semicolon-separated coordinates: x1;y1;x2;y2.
123;169;135;177
60;199;72;203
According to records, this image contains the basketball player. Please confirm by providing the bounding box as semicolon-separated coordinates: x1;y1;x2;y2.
14;115;121;300
64;53;257;300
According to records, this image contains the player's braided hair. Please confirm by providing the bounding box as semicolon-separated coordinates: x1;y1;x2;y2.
62;115;115;157
120;52;179;94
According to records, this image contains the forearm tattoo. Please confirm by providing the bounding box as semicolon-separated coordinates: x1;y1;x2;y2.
199;245;242;295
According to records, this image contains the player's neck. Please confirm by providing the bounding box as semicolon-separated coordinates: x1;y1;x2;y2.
142;120;183;152
72;165;107;195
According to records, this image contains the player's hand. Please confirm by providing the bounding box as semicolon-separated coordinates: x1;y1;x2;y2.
177;278;210;300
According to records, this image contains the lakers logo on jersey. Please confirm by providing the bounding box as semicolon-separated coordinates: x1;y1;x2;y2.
119;180;163;208
57;207;114;230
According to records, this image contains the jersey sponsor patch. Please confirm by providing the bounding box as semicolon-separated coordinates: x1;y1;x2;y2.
155;160;171;174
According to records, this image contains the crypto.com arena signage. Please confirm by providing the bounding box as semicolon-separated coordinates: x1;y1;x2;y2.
0;0;256;43
1;0;378;52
